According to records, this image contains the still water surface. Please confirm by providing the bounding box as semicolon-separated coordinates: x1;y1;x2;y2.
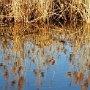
0;23;90;90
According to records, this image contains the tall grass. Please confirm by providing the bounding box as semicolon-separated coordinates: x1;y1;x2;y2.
10;0;90;24
11;0;53;22
0;0;90;24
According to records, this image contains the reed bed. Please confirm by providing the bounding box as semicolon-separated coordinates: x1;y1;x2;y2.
0;0;90;26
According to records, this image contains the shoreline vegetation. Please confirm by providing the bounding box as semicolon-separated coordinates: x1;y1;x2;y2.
0;0;90;27
0;1;90;90
0;18;90;90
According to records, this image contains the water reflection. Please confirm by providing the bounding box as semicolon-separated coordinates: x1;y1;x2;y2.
0;23;90;90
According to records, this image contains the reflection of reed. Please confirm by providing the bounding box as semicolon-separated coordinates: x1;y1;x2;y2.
66;24;90;90
0;23;65;90
0;23;90;90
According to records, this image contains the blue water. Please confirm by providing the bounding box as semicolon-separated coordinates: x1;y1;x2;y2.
0;25;90;90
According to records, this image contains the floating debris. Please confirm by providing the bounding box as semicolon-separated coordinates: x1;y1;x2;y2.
4;65;9;80
0;63;3;67
11;80;15;86
67;72;72;78
48;58;55;65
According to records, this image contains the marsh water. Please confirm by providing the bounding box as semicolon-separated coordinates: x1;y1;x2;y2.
0;23;90;90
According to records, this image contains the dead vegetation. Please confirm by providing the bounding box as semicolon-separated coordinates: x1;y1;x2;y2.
0;0;90;27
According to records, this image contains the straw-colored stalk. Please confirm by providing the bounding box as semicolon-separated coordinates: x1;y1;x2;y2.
11;0;53;22
8;0;90;23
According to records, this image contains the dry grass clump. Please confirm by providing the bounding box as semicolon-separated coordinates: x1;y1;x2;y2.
11;0;53;22
11;0;90;26
49;0;89;26
0;0;90;25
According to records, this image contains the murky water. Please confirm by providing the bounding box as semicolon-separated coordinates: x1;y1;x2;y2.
0;23;90;90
